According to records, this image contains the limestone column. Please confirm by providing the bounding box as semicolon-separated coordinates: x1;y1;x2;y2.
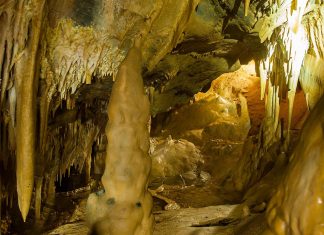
87;38;154;235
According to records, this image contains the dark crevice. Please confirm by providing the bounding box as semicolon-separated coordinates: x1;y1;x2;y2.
191;218;240;227
0;41;7;82
55;166;87;192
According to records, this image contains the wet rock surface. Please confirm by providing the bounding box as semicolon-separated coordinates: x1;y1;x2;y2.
265;95;324;235
2;0;324;234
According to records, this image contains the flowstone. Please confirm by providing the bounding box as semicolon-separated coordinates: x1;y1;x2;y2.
265;95;324;234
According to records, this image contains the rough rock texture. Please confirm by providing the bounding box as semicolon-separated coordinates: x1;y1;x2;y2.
149;137;203;186
265;95;324;234
156;75;251;142
299;53;324;109
47;198;250;235
2;0;324;233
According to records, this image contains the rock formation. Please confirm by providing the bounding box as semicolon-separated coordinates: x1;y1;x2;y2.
1;0;324;234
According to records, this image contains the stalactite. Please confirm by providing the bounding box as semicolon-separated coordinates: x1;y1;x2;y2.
259;61;268;100
263;81;281;149
0;12;8;99
0;3;15;106
298;6;324;109
87;38;153;234
34;176;43;221
244;0;251;16
285;23;308;144
1;0;46;222
57;121;99;176
257;0;309;149
14;0;46;221
40;19;125;101
255;0;322;43
232;0;313;189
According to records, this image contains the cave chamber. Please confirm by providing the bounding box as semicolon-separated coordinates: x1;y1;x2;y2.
1;0;324;234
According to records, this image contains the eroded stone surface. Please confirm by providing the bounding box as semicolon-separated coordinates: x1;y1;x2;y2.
264;95;324;234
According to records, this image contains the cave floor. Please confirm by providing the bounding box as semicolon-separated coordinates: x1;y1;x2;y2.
38;136;250;235
41;184;266;235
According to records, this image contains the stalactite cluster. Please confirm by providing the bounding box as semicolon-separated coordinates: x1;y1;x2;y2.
41;19;125;95
1;0;199;224
0;0;46;221
299;6;324;108
258;0;309;148
254;1;324;233
232;0;324;196
1;0;324;234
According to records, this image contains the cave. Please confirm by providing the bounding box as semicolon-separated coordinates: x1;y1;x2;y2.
1;0;324;234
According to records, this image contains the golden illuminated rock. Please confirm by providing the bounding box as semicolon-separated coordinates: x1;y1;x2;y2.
0;0;46;221
265;95;324;235
2;0;324;233
300;54;324;109
86;38;153;234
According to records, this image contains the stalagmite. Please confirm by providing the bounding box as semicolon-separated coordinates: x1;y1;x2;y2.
15;0;46;221
87;38;153;234
2;0;324;233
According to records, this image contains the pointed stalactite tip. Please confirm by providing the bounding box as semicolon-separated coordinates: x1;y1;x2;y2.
17;174;34;222
18;197;30;222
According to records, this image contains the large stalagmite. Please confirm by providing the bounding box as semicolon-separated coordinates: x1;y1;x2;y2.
86;38;153;234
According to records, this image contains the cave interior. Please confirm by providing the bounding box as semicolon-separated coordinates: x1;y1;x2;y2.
1;0;324;234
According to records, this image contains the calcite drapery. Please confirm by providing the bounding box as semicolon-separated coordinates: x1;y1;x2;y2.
258;14;308;149
86;38;153;234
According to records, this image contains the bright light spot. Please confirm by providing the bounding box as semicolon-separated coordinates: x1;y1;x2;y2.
241;60;257;76
288;0;308;33
288;24;309;82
